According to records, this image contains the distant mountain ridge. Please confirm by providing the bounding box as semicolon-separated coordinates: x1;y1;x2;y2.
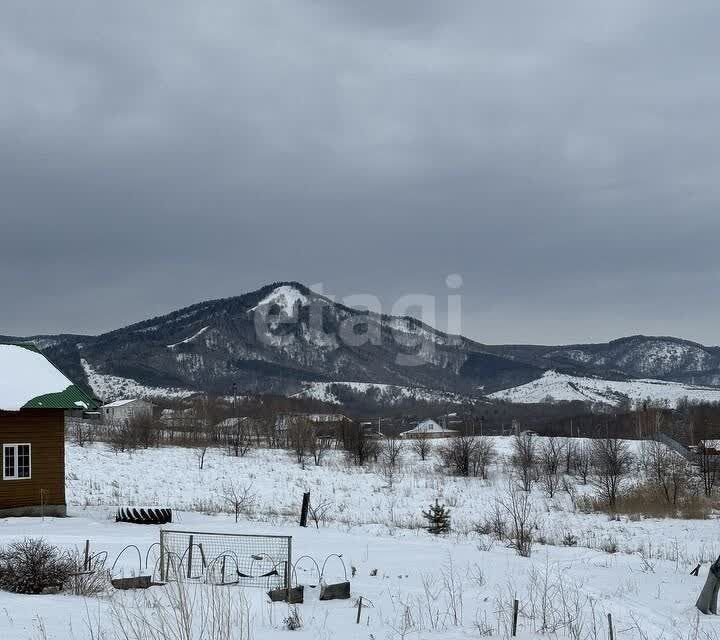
3;282;720;402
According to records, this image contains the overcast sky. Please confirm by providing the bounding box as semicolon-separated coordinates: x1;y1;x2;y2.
2;1;720;345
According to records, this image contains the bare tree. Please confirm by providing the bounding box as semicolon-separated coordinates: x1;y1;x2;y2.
471;436;496;480
344;422;379;466
381;437;405;469
574;442;591;484
411;437;431;461
288;417;313;467
590;438;633;508
68;419;95;448
109;413;158;452
496;484;535;557
221;481;257;523
563;438;576;475
640;440;687;504
225;418;253;458
539;437;565;498
196;443;209;470
439;436;473;477
308;425;331;466
697;443;718;498
510;433;537;491
307;498;333;528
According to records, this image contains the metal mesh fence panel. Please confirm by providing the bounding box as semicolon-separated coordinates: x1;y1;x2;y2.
160;529;291;590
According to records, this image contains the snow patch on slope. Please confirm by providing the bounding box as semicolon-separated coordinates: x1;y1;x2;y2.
250;285;309;315
490;370;720;407
82;359;194;402
167;326;210;349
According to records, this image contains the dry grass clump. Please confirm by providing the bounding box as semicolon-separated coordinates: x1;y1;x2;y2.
579;482;717;520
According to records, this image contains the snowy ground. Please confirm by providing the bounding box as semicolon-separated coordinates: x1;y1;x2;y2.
2;437;720;639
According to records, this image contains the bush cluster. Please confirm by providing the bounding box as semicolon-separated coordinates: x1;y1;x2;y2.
0;538;74;594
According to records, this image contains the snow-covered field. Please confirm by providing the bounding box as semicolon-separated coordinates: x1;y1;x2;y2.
490;370;720;407
3;437;720;639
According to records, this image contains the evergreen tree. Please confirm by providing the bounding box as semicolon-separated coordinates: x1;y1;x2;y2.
422;499;451;534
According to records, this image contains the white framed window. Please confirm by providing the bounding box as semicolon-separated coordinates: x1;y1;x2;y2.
3;444;31;480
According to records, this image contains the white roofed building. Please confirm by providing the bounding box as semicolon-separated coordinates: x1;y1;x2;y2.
101;398;156;424
400;419;459;440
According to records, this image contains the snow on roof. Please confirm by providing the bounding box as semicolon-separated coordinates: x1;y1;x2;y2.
0;344;77;411
401;419;457;435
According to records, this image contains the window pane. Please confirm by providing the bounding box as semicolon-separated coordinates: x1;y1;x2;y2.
4;447;15;478
17;445;30;478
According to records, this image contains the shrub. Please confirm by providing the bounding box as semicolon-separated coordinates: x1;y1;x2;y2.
562;532;578;547
440;436;496;478
66;550;112;596
0;538;74;594
578;482;716;520
599;538;619;554
496;485;535;557
284;605;303;631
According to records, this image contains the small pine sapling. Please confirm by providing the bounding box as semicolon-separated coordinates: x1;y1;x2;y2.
422;499;451;535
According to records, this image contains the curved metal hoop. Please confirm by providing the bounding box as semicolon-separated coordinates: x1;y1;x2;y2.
111;545;143;575
145;542;161;571
291;555;321;587
320;553;347;582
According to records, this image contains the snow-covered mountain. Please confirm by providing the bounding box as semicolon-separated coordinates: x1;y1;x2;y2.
489;370;720;407
5;282;538;401
5;281;720;406
482;335;720;386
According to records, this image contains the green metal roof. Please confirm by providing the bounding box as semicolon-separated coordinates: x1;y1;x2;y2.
1;342;100;411
22;385;99;410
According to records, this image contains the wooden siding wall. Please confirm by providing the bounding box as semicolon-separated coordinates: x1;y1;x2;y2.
0;409;65;509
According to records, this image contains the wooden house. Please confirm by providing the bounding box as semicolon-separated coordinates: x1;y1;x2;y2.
0;344;98;517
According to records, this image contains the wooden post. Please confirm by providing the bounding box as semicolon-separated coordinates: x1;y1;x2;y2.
221;555;226;585
286;537;292;591
300;492;310;527
83;540;90;571
511;599;519;637
159;531;165;582
186;535;194;579
607;613;614;640
356;596;363;624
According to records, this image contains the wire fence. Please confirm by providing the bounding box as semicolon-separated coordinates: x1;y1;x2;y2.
159;529;291;590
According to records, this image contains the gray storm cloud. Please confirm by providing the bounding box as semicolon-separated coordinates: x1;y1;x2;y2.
1;1;720;344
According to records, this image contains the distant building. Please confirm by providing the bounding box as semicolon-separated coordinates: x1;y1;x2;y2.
400;419;458;440
101;399;156;424
0;343;99;517
360;422;385;440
